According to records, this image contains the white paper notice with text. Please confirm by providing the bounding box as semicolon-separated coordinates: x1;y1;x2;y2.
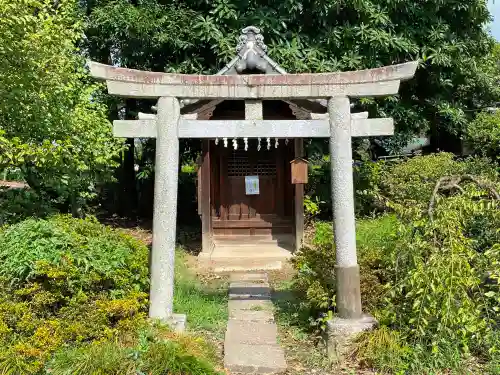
245;176;260;195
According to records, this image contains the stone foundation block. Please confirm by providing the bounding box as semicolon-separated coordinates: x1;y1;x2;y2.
326;315;377;363
166;313;187;333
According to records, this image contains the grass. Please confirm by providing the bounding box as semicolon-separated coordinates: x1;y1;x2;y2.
173;249;228;339
50;324;222;375
356;213;398;250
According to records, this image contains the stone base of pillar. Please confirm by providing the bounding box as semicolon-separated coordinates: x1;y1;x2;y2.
326;315;378;363
336;265;362;319
166;313;187;333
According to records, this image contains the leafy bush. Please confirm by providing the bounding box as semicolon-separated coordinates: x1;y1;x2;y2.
307;152;498;218
466;111;500;159
0;188;56;225
292;215;396;314
0;215;149;291
294;158;500;372
373;186;500;373
0;215;221;374
377;153;499;212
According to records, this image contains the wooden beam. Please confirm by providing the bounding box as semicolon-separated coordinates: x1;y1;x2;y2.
294;139;304;253
200;140;211;253
114;118;394;138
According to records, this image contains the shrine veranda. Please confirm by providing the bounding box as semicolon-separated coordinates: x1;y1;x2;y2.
89;26;417;328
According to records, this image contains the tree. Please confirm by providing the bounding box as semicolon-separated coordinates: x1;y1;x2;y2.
0;0;124;216
80;0;500;218
84;0;500;149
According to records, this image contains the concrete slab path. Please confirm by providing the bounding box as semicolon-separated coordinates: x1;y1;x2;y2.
224;273;287;374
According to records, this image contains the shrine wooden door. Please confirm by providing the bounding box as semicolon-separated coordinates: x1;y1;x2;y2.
211;139;294;236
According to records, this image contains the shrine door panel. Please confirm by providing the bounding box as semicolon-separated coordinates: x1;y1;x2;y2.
225;144;277;220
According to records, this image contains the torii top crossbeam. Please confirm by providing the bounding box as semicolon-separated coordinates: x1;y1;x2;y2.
89;61;417;99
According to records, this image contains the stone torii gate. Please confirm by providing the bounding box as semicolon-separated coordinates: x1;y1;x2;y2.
89;58;417;329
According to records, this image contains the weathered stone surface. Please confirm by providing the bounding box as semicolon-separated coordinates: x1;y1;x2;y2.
229;281;271;300
177;118;394;139
106;79;402;99
224;274;286;374
91;56;418;99
228;298;274;313
224;343;287;374
329;97;363;320
113;117;393;139
326;315;378;363
148;97;180;320
166;313;187;333
91;60;418;86
336;265;362;319
225;320;277;345
229;273;268;283
229;308;274;323
245;100;263;120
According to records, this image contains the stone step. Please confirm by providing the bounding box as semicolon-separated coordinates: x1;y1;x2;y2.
224;275;287;374
209;248;291;272
229;309;275;323
228;298;274;313
224;343;287;374
213;248;293;258
229;273;269;283
213;235;294;246
225;320;278;345
229;282;271;301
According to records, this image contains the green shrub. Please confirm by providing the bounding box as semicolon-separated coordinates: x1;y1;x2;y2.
466;111;500;159
378;153;499;211
354;327;411;373
0;188;56;225
294;166;500;372
0;215;222;374
379;153;460;209
0;214;149;293
292;215;396;314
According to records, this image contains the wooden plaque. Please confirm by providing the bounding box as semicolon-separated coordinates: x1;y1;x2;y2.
290;157;308;184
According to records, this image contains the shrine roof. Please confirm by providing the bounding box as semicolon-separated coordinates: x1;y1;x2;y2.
180;26;328;114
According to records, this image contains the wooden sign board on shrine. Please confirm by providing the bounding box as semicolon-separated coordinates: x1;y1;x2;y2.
290;157;309;184
88;26;418;332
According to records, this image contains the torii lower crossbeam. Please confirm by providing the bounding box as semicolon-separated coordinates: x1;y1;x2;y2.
113;118;394;139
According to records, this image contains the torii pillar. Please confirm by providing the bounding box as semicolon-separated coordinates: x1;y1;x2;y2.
329;96;362;319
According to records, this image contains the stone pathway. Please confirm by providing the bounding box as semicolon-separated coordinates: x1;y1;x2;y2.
224;273;287;374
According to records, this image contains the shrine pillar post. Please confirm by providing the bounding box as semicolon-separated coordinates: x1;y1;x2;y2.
328;96;362;319
149;96;184;329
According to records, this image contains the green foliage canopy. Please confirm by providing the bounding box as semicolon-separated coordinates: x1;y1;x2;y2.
0;0;124;215
84;0;500;151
